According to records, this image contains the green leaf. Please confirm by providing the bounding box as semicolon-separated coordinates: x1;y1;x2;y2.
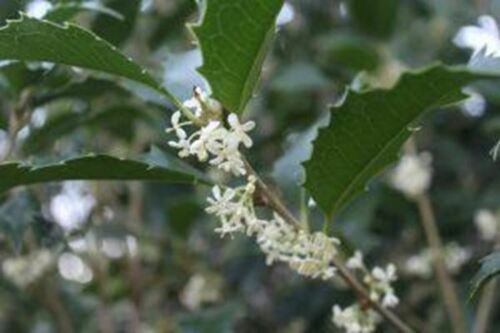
471;250;500;297
347;0;399;39
91;0;140;46
303;65;486;216
191;0;284;114
43;2;124;23
0;154;205;194
0;15;179;105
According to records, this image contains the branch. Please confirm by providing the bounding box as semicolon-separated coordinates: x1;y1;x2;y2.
414;195;465;333
473;279;497;333
244;159;415;333
404;138;465;333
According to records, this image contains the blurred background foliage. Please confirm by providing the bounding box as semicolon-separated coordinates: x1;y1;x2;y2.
0;0;499;332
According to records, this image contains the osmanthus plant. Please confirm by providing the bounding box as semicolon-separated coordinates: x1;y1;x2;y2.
0;1;500;332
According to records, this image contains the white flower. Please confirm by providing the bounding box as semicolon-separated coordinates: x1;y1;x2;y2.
212;152;246;176
390;152;433;198
366;264;399;308
168;111;188;138
454;15;500;58
347;251;365;270
180;274;221;310
332;305;380;333
382;292;399;307
190;121;222;161
227;113;255;148
372;264;397;283
475;209;499;241
168;136;191;158
206;186;236;216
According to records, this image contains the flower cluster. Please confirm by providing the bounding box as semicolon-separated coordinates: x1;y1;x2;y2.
332;305;379;333
206;178;339;280
333;252;399;332
167;87;255;176
167;88;400;332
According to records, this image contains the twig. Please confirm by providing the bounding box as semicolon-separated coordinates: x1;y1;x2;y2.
3;89;32;161
414;194;466;333
405;138;465;333
473;279;497;333
243;159;415;333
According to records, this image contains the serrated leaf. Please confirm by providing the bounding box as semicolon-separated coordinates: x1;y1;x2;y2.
91;0;140;46
470;250;500;297
303;65;487;216
191;0;284;114
44;2;124;23
0;154;205;194
0;15;177;103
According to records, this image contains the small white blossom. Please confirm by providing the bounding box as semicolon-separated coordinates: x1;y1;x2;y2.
227;113;255;148
206;186;237;217
474;209;499;241
347;251;365;270
454;15;500;58
371;264;397;283
180;274;221;310
189;120;222;161
390;152;432;198
332;305;380;333
367;264;399;307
